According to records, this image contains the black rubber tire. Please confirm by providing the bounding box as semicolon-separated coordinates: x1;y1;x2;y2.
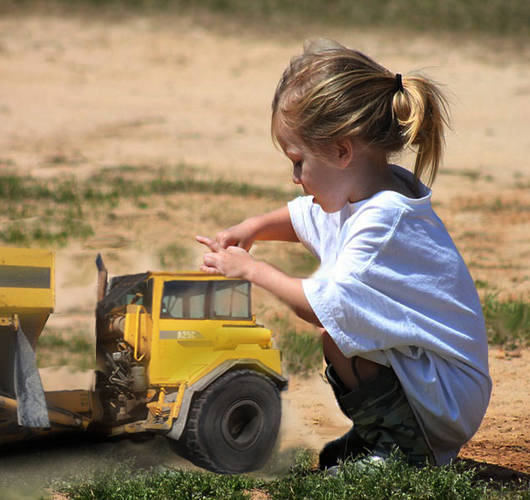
179;369;281;474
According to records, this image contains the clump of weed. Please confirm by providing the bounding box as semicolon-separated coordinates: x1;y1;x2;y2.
285;247;320;277
287;448;317;475
272;315;322;377
474;279;490;289
264;450;489;499
278;329;322;377
258;244;320;280
482;293;529;349
55;465;255;500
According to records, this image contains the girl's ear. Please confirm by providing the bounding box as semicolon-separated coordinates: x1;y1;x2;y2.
335;137;354;169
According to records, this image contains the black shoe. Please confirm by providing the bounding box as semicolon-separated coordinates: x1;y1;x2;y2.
318;427;368;470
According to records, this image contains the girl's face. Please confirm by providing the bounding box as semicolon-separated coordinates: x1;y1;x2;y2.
275;119;352;213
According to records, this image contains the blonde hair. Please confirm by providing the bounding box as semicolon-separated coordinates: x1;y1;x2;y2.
272;39;450;186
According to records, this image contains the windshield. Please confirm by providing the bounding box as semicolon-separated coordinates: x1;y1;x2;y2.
161;280;250;320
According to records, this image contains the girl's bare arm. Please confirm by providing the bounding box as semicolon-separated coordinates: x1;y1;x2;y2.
245;259;319;325
214;206;299;250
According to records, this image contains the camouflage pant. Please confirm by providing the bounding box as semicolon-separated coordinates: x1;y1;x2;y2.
325;362;434;465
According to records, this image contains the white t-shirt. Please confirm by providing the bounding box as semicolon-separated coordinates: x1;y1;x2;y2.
287;165;491;465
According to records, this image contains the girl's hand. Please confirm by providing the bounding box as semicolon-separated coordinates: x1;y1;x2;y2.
196;235;255;279
197;234;319;326
214;220;257;251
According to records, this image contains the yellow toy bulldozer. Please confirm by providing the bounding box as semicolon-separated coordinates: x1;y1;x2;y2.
0;247;287;474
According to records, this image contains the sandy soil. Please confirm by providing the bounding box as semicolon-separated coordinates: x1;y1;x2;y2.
0;8;529;497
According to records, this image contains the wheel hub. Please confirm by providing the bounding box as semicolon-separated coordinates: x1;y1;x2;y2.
221;399;264;451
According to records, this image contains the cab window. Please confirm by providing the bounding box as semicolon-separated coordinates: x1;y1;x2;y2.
211;280;250;320
161;281;208;319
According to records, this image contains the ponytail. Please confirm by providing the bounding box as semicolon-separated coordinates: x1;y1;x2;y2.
272;40;450;186
392;75;449;186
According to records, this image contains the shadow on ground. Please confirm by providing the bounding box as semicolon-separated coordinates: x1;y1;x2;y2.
0;431;194;499
456;458;530;486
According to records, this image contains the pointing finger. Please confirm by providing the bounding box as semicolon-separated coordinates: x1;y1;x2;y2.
196;235;221;252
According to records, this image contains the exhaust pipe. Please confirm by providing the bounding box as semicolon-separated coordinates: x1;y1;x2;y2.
96;253;108;303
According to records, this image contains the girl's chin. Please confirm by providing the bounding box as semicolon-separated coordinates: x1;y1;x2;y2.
313;197;348;213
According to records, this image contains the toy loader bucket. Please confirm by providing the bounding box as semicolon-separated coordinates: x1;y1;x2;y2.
0;247;54;427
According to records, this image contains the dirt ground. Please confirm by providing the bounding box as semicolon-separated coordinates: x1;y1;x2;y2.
0;7;529;496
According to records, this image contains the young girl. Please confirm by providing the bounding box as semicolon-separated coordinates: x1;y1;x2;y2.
196;39;491;469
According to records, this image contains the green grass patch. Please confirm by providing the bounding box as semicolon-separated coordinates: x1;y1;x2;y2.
0;167;293;207
38;332;94;354
482;293;529;349
460;197;530;213
440;168;492;182
19;0;530;37
53;450;530;499
0;167;294;247
36;329;95;370
0;171;290;209
0;213;94;247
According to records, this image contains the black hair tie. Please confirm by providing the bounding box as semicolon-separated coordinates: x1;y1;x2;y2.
395;73;404;93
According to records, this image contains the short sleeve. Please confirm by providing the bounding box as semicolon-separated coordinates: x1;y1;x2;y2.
287;196;321;259
302;275;414;357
